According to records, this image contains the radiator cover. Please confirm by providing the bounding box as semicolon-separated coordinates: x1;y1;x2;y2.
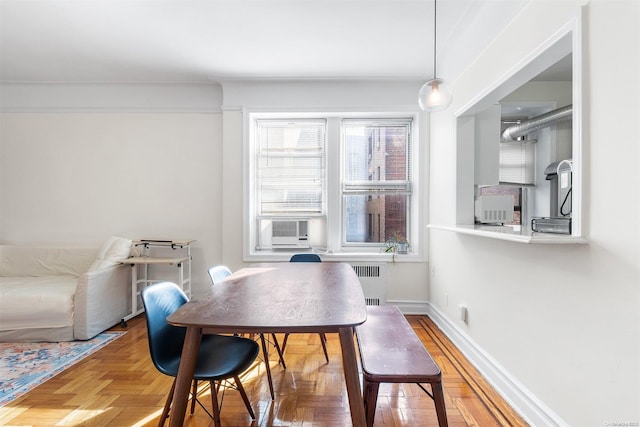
349;263;388;306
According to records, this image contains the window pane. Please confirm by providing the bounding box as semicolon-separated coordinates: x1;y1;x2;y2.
344;193;409;243
258;121;325;152
257;119;325;215
343;121;409;184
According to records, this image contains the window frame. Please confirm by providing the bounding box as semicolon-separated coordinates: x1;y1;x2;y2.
245;110;424;261
340;118;414;248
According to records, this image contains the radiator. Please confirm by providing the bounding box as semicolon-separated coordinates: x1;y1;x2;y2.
349;263;388;306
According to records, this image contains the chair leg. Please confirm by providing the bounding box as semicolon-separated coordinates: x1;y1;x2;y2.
271;333;286;368
259;333;276;400
281;333;290;354
209;380;222;427
283;332;329;363
158;379;176;427
318;333;330;363
234;375;256;419
431;380;449;427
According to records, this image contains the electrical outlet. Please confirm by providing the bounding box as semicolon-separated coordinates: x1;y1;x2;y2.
445;293;449;307
458;304;468;323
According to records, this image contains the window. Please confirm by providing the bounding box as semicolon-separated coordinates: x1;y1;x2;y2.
342;119;412;245
250;113;417;255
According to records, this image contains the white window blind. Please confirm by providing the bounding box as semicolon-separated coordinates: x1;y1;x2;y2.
256;119;326;215
499;141;536;185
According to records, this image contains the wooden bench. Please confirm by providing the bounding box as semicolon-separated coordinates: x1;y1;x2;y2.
356;305;448;427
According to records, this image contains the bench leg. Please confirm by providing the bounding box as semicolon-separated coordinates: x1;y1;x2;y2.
431;380;448;427
362;379;379;427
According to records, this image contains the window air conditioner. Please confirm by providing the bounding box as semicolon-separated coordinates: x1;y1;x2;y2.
271;219;310;248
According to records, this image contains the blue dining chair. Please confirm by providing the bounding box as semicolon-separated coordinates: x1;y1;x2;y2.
141;282;259;427
207;265;285;400
283;254;330;363
207;265;233;285
289;253;322;262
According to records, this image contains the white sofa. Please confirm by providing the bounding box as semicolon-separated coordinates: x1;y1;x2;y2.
0;237;133;342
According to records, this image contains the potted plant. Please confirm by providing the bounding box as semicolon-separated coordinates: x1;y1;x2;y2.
384;234;410;260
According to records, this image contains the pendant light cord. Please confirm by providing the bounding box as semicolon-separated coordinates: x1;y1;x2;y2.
433;0;437;79
418;0;452;111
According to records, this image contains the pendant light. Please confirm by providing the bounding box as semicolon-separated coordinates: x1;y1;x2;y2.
418;0;452;112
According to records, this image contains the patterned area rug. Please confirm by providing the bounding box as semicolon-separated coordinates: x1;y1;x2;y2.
0;331;124;407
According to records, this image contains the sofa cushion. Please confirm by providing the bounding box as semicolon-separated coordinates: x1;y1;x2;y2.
0;246;96;277
88;236;132;271
0;276;77;330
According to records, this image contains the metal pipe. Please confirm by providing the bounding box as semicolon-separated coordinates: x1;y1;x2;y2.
501;104;572;141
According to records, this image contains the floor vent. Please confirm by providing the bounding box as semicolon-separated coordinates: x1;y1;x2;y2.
350;263;387;306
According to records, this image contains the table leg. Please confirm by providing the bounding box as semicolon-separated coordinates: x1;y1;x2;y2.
169;326;202;427
338;327;366;427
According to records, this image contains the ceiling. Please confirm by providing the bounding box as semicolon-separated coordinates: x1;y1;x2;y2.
0;0;531;85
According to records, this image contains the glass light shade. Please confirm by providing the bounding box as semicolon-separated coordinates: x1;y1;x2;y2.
418;78;453;112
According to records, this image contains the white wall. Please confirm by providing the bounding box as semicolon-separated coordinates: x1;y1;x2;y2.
429;1;639;425
0;80;432;305
0;84;225;294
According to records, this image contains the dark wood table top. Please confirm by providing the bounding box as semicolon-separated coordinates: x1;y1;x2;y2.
167;262;367;333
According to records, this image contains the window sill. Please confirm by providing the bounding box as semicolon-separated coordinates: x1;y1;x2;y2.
244;250;425;263
428;224;587;244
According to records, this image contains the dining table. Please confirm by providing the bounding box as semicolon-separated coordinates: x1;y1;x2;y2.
166;261;368;426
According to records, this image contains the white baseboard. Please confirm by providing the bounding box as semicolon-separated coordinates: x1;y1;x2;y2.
386;299;429;315
424;302;569;427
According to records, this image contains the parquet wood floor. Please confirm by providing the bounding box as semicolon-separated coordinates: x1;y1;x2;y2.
0;314;528;427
